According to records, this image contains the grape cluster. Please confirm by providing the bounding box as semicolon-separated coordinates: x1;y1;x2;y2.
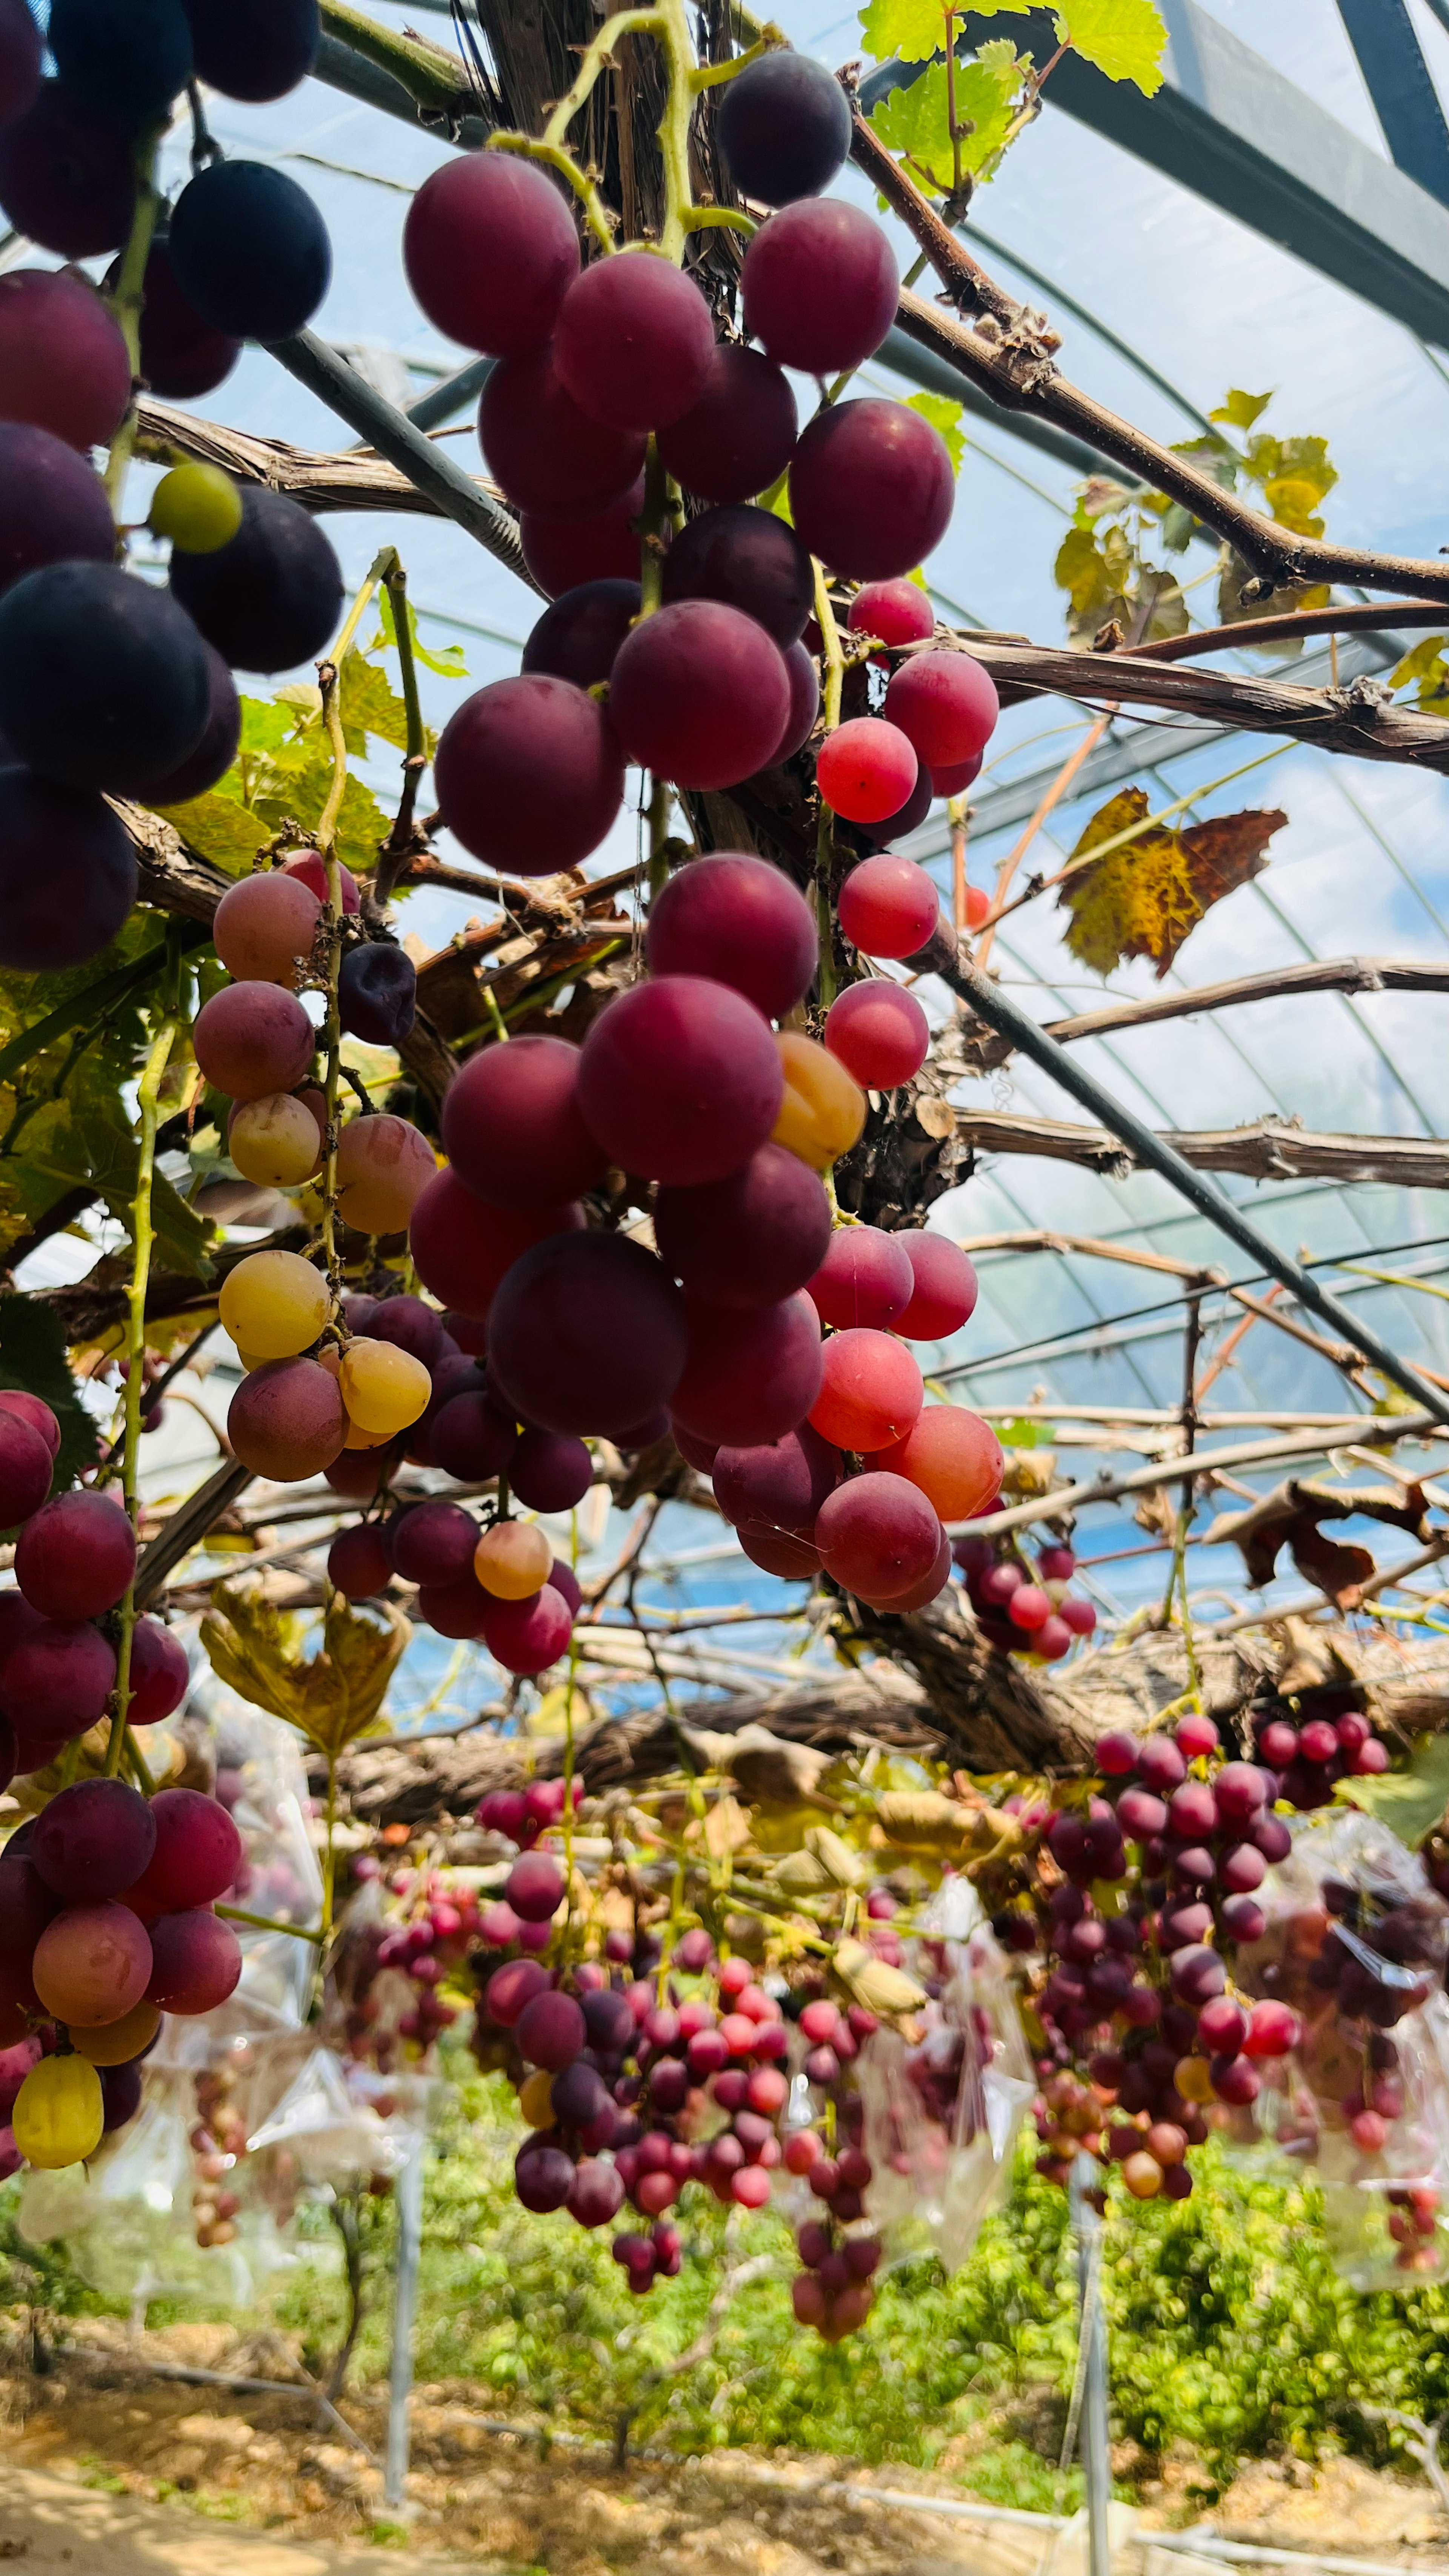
1251;1695;1388;1801
952;1538;1097;1662
1;1780;246;2171
189;2057;249;2248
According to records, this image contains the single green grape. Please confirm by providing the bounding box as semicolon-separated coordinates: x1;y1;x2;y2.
149;460;243;554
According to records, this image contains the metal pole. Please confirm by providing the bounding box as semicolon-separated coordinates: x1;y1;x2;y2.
384;2141;423;2512
1069;2153;1113;2576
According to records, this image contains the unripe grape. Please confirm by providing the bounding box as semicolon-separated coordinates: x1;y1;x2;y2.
339;1338;431;1439
12;2053;103;2169
33;1899;152;2025
1121;2150;1163;2199
149;460;242;553
69;1995;160;2067
475;1519;552;1601
772;1033;866;1170
212;871;321;989
229;1091;323;1187
220;1248;330;1359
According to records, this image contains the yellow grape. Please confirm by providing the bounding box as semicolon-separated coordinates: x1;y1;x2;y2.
475;1519;552;1600
772;1033;865;1170
335;1114;437;1237
71;1998;162;2067
12;2055;103;2169
218;1247;331;1358
148;460;243;553
520;2067;555;2127
229;1092;323;1188
339;1337;431;1436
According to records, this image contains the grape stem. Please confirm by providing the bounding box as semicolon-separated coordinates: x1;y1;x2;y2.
217;1901;326;1947
374;560;427;908
105;1013;178;1779
103;129;165;513
812;562;845;1017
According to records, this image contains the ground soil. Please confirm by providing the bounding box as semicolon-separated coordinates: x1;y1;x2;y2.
1;2321;1446;2576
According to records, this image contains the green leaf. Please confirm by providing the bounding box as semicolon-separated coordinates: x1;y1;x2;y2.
860;0;955;66
905;390;965;476
23;1087;214;1282
996;1418;1051;1447
868;44;1025;190
1335;1733;1449;1849
378;582;467;680
1209;388;1273;432
0;1293;98;1504
152;789;272;877
253;732;392;878
338;647;435;760
1053;0;1166;91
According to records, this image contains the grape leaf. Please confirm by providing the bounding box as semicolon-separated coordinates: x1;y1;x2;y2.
1052;0;1165;91
338;647;435;760
1209;388;1272;431
1053;520;1185;647
1335;1734;1449;1849
0;1292;98;1502
377;582;467;679
1391;633;1449;710
1058;786;1286;978
252;732;392;877
22;1091;214;1280
905;390;966;475
201;1581;411;1755
868;43;1026;190
153;789;271;877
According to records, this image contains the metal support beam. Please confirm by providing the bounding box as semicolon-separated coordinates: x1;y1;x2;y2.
862;0;1449;350
1336;0;1449;208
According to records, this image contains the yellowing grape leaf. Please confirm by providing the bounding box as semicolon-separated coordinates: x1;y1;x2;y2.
1053;520;1186;647
1209;388;1273;432
906;389;965;474
1053;0;1166;91
1058;786;1286;978
868;43;1026;191
338;648;436;761
1391;633;1449;710
201;1582;411;1757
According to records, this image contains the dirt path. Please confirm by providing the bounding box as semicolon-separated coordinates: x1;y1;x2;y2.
0;2464;468;2576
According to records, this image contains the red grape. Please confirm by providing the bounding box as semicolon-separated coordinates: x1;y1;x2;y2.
328;1521;392;1600
33;1778;155;1902
33;1900;152;2026
480;343;646;517
669;1290;823;1446
518;1989;585;2073
670;1420;718;1473
654;1143;831;1308
516;2138;575;2211
741;1524;822;1579
577;975;783;1186
369;1295;444;1370
0;1853;55;1954
391;1500;480;1589
741;200;898;373
521;475;644;595
143;640;242;806
1059;1598;1096;1636
858;764;933;849
837;855;940;958
282;847;359;911
521;577;641;689
646;852;817;1021
884;649;999;771
16;1490;135;1621
404;152;579;354
145;1909;242;2015
894;1233;977;1339
227;1357;347;1481
0;0;40;120
113;237;238;401
0;1408;54;1527
874;1405;1001;1519
0;1616;114;1741
193;982;315;1099
713;1422;840;1539
0;88;135;258
816;718;919;825
125;1787;242;1913
661;502;813;647
774;639;820;761
656;342;797;502
716;51;851;203
883;1528;952;1610
488;1230;688;1437
408;1169;583;1318
482;1584;574;1676
1008;1586;1050;1632
417;1572;492;1639
0;775;138;972
569;2157;625;2227
441;1033;607;1210
509;1431;593;1513
608;598;790;789
790;398;954;581
848;580;934;651
808;1225;914;1330
824;978;929;1088
430;1392;520;1482
815;1472;942;1603
0;1392;58;1458
809;1327;923;1450
0;424;116;603
554;250;714;432
434;674;624;874
933;753;983;797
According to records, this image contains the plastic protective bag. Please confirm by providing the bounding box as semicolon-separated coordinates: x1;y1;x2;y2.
1235;1806;1449;2283
188;1678;325;2032
858;1874;1034;2271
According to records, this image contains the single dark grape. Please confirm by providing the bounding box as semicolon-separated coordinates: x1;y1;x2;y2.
0;84;135;256
480;344;646;518
106;236;240;401
661;501;812;647
48;0;192;129
553;250;715;434
654;1144;831;1308
488;1231;688;1437
100;2060;143;2131
521;577;640;689
180;0;320;101
142;643;240;807
0;424;114;600
405;149;578;354
716;51;851;204
0;1409;53;1527
429;1392;519;1483
713;1422;840;1539
742;200;898;373
434;673;624;872
32;1777;156;1902
145;1908;242;2014
168;160;332;341
0;1853;57;1955
0;1393;57;1458
338;944;417;1046
0;0;40;121
608;598;789;789
0;562;209;795
126;1614;191;1724
646;851;816;1020
16;1490;136;1622
509;1429;592;1513
855;762;932;849
790;398;955;582
520;474;644;595
328;1522;391;1599
657;342;797;503
442;1033;607;1210
0;1617;115;1740
0;771;137;970
169;486;343;674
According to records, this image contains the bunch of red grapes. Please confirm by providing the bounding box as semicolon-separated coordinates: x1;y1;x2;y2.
335;1848;487;2065
0;1776;248;2168
189;2056;249;2249
953;1537;1098;1662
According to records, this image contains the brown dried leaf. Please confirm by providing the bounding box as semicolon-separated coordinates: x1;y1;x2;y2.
1060;787;1286;980
1205;1479;1430;1607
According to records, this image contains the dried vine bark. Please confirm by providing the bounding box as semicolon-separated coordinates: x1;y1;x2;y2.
952;1108;1449;1191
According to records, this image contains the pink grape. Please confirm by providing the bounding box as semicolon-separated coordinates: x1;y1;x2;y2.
510;1431;592;1513
809;1327;923;1451
1007;1585;1051;1632
655;1145;831;1309
1167;1781;1218;1841
554;251;714;432
824;979;929;1089
848;580;934;650
125;1787;242;1913
1138;1736;1186;1792
16;1490;135;1621
480;342;645;517
1059;1596;1097;1637
193;982;315;1099
517;1988;585;2070
608;598;790;789
282;849;360;911
403;151;579;355
884;650;999;771
126;1614;191;1724
0;1616;114;1740
1197;1996;1247;2055
409;1169;583;1318
0;269;131;449
521;576;640;689
0;1390;59;1457
485;1958;549;2025
145;1910;242;2015
507;1853;565;1924
1244;2000;1300;2058
790;398;954;581
647;852;817;1021
1221;1844;1266;1894
815;718;917;825
441;1034;607;1211
483;1585;574;1676
837;855;940;959
520;475;643;594
488;1231;688;1437
33;1899;151;2025
1216;1761;1269;1821
655;342;797;503
712;1423;840;1541
0;1409;52;1526
1177;1713;1220;1758
33;1778;155;1901
568;2158;625;2227
741;199;898;374
661;501;813;647
893;1233;978;1339
808;1225;914;1330
577;975;783;1186
815;1472;941;1603
670;1290;823;1447
434;674;624;874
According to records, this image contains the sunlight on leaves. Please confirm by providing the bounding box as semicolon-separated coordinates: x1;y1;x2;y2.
1053;0;1166;89
868;43;1026;191
1335;1734;1449;1849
